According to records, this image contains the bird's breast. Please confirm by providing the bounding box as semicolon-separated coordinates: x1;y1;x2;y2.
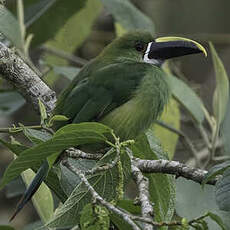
101;67;170;140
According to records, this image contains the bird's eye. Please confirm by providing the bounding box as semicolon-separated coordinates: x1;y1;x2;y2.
135;42;145;52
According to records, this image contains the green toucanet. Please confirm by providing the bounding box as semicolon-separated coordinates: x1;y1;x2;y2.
10;31;206;220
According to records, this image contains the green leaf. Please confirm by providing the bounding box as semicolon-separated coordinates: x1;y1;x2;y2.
215;168;230;211
0;5;24;49
202;161;230;186
22;169;54;223
48;115;69;127
24;0;56;28
0;122;110;190
43;149;123;229
38;99;48;125
210;42;229;126
193;224;203;230
131;133;175;230
176;178;230;230
199;220;209;230
101;0;155;33
153;98;180;160
167;75;205;124
80;204;110;230
207;212;226;230
26;0;102;48
54;122;112;136
0;226;15;230
37;0;102;85
52;65;80;81
23;128;52;145
0;91;25;116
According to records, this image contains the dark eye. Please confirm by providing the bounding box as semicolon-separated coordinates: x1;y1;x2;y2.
135;42;145;52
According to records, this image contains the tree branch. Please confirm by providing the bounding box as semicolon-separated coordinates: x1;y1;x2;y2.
62;158;142;230
135;158;218;185
131;163;154;230
0;42;56;114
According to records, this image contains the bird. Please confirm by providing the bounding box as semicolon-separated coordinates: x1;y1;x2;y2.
10;31;206;220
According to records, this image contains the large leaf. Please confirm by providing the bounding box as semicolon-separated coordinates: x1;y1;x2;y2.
0;123;111;190
131;133;175;230
210;43;229;127
101;0;155;34
41;0;102;84
0;5;24;49
167;74;205;124
42;149;129;229
24;0;56;28
25;0;85;47
176;178;230;230
0;91;25;116
215;168;230;211
153;98;180;159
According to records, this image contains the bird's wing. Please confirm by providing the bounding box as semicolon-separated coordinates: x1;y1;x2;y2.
58;62;149;124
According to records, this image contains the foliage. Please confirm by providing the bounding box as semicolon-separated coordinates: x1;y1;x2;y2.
0;0;230;230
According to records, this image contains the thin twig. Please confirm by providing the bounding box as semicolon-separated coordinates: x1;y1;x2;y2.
0;125;43;133
41;45;88;67
196;124;211;150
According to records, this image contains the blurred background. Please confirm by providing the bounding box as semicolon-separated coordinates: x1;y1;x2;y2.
1;0;230;229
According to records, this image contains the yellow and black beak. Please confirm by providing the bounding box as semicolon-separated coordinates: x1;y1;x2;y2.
144;37;207;64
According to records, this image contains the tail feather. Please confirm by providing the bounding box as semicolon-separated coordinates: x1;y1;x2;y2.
10;161;49;221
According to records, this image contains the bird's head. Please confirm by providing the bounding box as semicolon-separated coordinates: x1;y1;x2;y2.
101;31;207;65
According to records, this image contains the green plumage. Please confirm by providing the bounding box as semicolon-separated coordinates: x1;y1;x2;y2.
55;32;170;140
